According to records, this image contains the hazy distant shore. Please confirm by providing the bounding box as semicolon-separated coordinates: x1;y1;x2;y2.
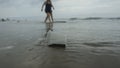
1;17;120;23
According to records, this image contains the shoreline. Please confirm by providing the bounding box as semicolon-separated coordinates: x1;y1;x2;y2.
0;20;120;68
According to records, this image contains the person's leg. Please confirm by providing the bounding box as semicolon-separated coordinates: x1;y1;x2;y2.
50;13;54;22
46;13;51;31
49;13;53;31
45;13;53;31
50;21;53;31
44;13;48;23
47;13;52;23
44;13;50;32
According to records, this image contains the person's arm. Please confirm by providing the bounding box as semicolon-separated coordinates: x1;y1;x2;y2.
51;2;55;10
52;4;55;10
41;2;46;11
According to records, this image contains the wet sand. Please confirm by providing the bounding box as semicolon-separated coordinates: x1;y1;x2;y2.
0;20;120;68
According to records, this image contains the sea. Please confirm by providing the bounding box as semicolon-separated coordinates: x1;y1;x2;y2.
0;17;120;68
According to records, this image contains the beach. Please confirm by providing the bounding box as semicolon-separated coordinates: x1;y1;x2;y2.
0;19;120;68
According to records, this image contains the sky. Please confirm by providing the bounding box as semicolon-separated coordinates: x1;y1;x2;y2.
0;0;120;18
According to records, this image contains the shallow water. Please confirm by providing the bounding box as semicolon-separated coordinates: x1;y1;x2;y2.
0;20;120;68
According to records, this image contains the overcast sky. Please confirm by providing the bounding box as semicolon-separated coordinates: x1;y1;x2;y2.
0;0;120;18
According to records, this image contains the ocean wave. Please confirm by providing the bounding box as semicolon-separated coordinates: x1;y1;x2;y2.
55;21;67;23
83;17;102;20
83;41;120;47
69;17;120;20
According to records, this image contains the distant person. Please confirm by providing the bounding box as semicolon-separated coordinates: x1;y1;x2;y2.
41;0;55;31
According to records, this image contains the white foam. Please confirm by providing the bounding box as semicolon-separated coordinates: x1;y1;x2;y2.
0;46;14;50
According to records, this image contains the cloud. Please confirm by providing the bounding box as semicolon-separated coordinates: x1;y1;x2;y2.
54;0;120;17
0;0;42;7
0;0;44;17
0;0;120;17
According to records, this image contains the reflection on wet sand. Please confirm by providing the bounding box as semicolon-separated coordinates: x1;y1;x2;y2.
0;20;120;68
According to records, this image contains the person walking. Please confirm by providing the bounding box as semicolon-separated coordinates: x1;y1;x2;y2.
41;0;55;31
